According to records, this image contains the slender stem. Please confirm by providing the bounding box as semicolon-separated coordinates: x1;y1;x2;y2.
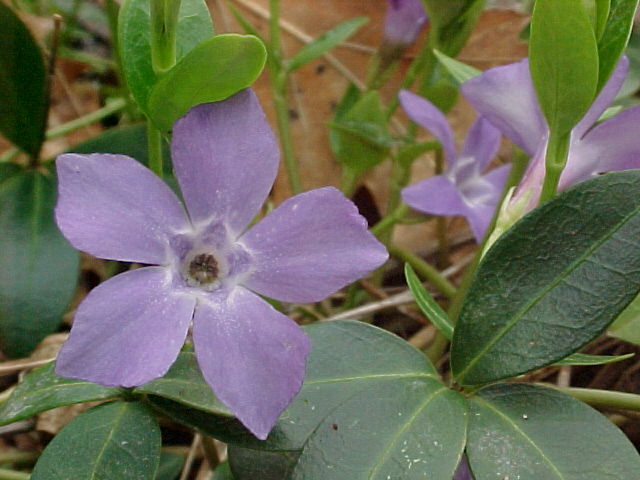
387;244;456;299
385;40;433;118
0;470;30;480
539;131;570;204
0;451;38;465
370;204;410;238
340;167;359;197
544;384;640;412
268;1;302;194
147;123;164;178
149;0;182;74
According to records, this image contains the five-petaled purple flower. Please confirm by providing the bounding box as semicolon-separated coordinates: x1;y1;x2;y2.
384;0;428;47
54;89;388;439
399;90;511;242
462;56;640;206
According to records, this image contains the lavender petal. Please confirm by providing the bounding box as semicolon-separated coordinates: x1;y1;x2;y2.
402;175;468;218
384;0;428;46
171;89;280;235
240;187;388;303
462;59;546;156
461;118;502;173
192;287;311;440
399;90;457;163
55;267;195;387
55;153;190;264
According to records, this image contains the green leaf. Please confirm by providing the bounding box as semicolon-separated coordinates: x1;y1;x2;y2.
0;362;121;425
148;321;437;451
421;0;484;56
0;2;47;157
285;17;368;72
609;290;640;345
136;352;231;416
405;263;453;340
433;49;481;85
331;91;390;176
228;447;297;480
529;0;599;135
148;34;267;132
553;352;634;366
329;83;361;155
0;169;79;358
452;171;640;385
597;0;640;90
466;383;640;479
290;380;467;480
118;0;213;114
595;0;611;39
31;401;161;480
155;453;184;480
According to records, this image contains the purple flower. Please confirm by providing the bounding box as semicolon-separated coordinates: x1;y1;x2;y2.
461;57;640;205
384;0;428;47
454;457;474;480
53;89;388;439
399;90;511;242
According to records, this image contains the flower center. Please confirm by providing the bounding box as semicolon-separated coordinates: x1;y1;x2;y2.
186;253;220;286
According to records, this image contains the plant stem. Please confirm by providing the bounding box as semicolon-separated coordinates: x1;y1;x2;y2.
149;0;182;74
268;0;302;194
0;451;38;465
538;131;570;204
0;470;30;480
1;98;128;163
387;244;456;299
385;41;433;119
147;123;164;178
371;204;410;238
544;384;640;412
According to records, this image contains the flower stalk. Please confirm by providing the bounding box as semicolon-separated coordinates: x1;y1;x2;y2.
539;130;570;203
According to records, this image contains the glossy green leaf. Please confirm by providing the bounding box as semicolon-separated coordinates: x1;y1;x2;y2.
452;171;640;385
421;0;484;56
148;34;267;132
609;290;640;345
331;91;390;175
136;352;231;416
155;453;184;480
31;401;161;480
405;263;453;340
433;49;481;85
0;169;79;358
228;447;297;480
0;362;121;425
595;0;611;39
0;2;47;157
148;321;437;451
553;352;634;366
529;0;599;135
285;17;368;72
466;383;640;479
118;0;213;113
597;0;639;89
291;380;466;480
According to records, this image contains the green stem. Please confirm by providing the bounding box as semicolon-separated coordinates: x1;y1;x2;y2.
371;203;410;238
388;244;456;299
147;124;164;178
545;384;640;412
1;98;127;163
538;131;571;204
340;167;359;197
0;452;38;466
268;0;301;194
0;469;30;480
149;0;182;74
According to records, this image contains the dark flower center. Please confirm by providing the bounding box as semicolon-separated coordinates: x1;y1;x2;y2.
188;253;219;285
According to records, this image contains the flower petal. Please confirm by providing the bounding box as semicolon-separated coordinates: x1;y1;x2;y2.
573;56;629;139
399;90;457;162
55;153;190;264
464;164;511;241
461;117;501;172
462;59;546;156
171;89;279;235
402;174;468;217
384;0;428;46
562;105;640;188
56;267;195;387
240;187;388;303
192;287;310;440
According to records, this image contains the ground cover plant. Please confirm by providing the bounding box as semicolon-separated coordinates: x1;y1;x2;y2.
3;0;640;478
